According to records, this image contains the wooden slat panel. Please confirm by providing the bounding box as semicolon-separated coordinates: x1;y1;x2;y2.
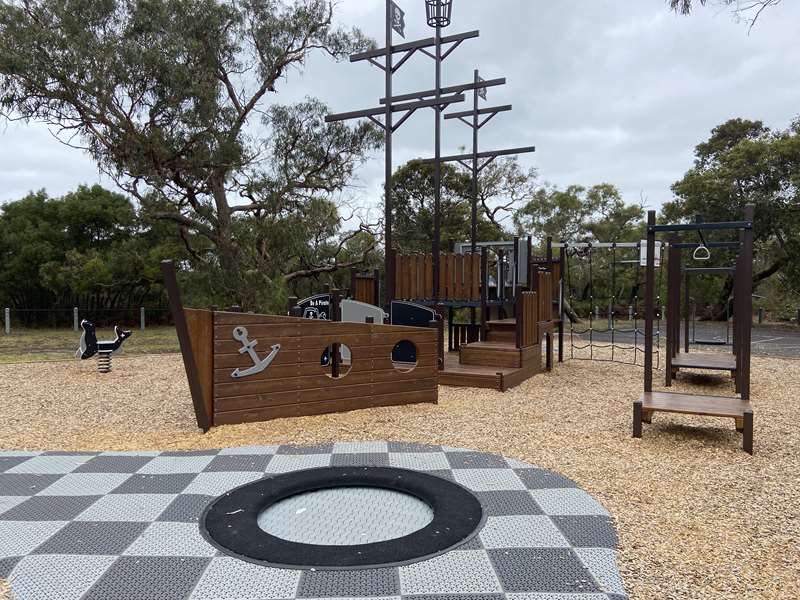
216;378;438;414
213;388;438;426
469;254;481;302
354;276;375;305
373;355;437;371
436;253;444;298
371;341;438;356
448;254;464;300
214;358;367;380
425;254;433;298
420;253;427;299
396;255;405;299
408;254;416;299
185;309;214;425
213;324;302;340
215;312;305;326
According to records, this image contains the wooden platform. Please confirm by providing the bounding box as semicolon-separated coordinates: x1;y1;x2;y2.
633;391;753;454
671;352;736;372
440;351;542;392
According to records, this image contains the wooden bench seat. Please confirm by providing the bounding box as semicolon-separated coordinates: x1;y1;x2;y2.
633;391;753;454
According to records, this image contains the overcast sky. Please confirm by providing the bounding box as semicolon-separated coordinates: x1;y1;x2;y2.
1;0;798;215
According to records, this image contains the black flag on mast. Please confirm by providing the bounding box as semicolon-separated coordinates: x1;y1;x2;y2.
477;76;488;101
391;1;406;38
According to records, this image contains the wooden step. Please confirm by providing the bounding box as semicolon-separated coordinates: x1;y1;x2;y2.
486;330;516;343
486;318;517;333
634;390;754;454
460;341;521;368
639;391;750;419
440;353;543;392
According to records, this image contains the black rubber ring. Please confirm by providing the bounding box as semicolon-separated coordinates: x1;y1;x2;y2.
200;466;485;570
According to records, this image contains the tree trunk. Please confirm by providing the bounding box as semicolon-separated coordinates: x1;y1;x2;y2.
562;297;581;323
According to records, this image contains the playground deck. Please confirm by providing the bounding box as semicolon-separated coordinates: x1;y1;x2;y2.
440;348;542;391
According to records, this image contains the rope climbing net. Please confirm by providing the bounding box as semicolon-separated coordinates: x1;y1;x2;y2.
560;241;665;369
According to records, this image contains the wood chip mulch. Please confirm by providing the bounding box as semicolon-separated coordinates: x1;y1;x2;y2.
1;353;798;600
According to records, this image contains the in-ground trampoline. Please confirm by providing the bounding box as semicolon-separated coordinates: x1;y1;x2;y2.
0;442;627;599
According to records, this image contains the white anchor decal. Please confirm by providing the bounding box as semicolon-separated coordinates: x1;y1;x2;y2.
230;326;281;379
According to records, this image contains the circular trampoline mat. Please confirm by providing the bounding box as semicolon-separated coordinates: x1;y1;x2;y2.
0;442;628;599
257;486;434;545
202;466;485;569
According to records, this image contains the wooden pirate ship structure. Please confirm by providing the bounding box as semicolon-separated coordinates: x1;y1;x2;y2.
162;261;438;432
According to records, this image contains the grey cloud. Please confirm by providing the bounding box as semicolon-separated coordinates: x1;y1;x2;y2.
1;0;797;213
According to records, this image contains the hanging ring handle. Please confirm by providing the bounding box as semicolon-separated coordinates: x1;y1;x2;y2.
693;244;711;261
694;223;711;260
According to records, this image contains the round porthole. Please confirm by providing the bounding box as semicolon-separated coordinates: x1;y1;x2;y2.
391;340;418;373
320;343;352;378
200;466;484;570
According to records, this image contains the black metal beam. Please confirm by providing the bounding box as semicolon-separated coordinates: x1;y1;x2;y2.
672;241;741;249
325;93;465;123
652;221;752;232
682;267;736;274
415;145;536;165
350;30;480;62
445;104;512;120
379;77;505;104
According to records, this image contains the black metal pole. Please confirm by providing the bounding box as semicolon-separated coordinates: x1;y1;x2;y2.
471;69;479;253
644;211;656;393
384;0;394;306
432;24;442;303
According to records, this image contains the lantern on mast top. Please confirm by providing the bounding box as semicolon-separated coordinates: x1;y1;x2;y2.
425;0;453;28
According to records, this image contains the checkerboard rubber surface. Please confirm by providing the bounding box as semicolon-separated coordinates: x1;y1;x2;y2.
0;443;627;599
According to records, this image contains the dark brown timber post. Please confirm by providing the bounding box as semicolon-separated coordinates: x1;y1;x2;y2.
330;289;341;378
739;205;754;401
633;399;643;438
558;241;566;363
527;236;533;290
665;237;678;387
515;288;523;349
160;260;211;432
684;269;690;353
743;408;754;455
480;250;489;340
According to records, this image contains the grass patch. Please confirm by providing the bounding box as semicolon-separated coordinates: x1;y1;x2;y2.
0;326;179;363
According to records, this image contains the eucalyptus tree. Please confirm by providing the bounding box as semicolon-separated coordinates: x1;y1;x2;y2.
0;0;382;307
669;0;781;28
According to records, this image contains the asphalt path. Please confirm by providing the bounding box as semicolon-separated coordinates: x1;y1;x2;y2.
562;320;800;359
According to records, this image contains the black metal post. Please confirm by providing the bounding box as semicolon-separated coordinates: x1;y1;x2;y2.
432;24;442;304
385;0;394;305
471;69;479;252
